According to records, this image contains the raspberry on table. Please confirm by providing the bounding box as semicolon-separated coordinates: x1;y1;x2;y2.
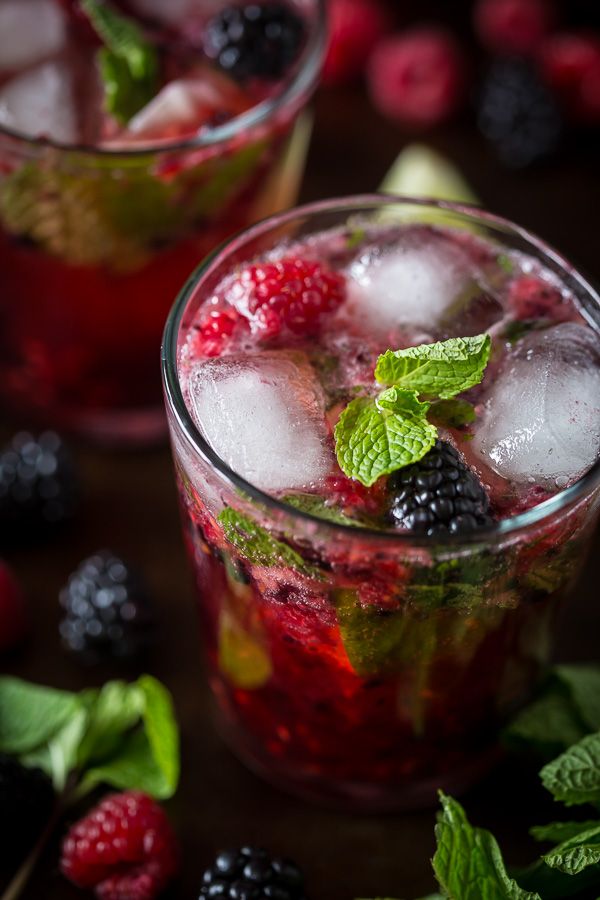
232;258;346;339
473;0;555;57
0;560;28;653
539;33;600;124
322;0;389;87
59;551;154;662
203;2;306;82
61;791;179;900
0;755;54;858
200;846;306;900
387;440;494;536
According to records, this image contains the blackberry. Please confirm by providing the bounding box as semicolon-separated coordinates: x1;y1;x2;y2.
0;432;78;542
204;3;306;81
0;755;55;858
388;440;493;537
59;551;153;662
200;846;306;900
477;59;563;168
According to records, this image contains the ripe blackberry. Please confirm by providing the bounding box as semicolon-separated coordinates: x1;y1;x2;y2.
477;59;563;167
200;846;306;900
388;440;493;536
0;755;54;858
59;551;153;662
204;3;306;81
0;431;78;542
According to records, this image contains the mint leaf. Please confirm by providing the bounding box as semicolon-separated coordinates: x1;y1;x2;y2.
282;493;364;528
334;396;436;487
0;677;79;754
375;335;491;399
22;701;91;792
543;825;600;876
218;508;322;578
137;675;180;797
429;398;476;428
505;689;588;756
376;386;431;416
77;681;143;767
554;666;600;733
541;732;600;806
433;793;541;899
80;0;158;123
79;728;173;798
531;821;600;843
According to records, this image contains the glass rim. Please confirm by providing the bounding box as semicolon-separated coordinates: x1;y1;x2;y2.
161;194;600;547
0;0;326;158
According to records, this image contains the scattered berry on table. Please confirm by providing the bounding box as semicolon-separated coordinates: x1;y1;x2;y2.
0;560;28;653
367;28;466;128
0;755;54;858
387;439;494;536
322;0;389;87
59;551;154;662
508;275;573;322
200;846;306;900
231;258;346;339
203;2;306;81
539;32;600;124
473;0;555;57
0;431;78;542
61;791;179;900
477;58;563;167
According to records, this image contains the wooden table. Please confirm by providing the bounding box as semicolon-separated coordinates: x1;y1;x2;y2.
3;86;600;900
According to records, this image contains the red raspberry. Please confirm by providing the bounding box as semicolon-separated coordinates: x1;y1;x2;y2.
539;33;600;123
327;475;381;515
508;275;573;322
61;791;179;900
474;0;555;57
0;561;28;653
367;29;467;128
192;308;240;358
322;0;390;87
234;258;346;338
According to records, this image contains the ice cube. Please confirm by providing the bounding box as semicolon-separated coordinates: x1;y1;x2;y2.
0;61;77;144
0;0;66;72
346;235;500;335
472;323;600;487
186;353;333;492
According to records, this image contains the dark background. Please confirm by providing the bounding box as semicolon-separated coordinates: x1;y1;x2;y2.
3;8;600;898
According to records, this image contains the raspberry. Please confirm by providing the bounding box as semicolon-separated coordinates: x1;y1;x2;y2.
234;258;346;338
192;308;240;358
0;755;54;859
322;0;389;87
387;440;493;536
0;561;28;653
473;0;555;57
61;791;179;900
539;33;600;123
367;29;466;128
508;275;573;322
200;846;305;899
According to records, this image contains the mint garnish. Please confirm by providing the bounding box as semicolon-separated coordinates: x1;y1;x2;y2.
80;0;158;123
541;732;600;807
282;493;364;528
428;398;476;428
335;334;491;486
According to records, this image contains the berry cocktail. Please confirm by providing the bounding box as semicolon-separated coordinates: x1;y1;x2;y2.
162;197;600;810
0;0;324;443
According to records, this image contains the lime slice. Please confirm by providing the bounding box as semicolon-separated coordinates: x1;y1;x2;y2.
380;144;480;206
218;611;272;690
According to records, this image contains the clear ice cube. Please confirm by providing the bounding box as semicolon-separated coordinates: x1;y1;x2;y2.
0;60;77;144
0;0;66;72
472;323;600;487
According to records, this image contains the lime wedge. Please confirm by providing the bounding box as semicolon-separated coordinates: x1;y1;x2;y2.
380;144;480;206
218;611;272;690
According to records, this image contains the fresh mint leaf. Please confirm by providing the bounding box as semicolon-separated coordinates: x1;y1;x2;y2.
0;677;80;755
554;666;600;733
497;254;514;274
531;821;600;843
543;832;600;876
80;0;158;123
77;681;144;768
334;396;436;487
282;493;364;528
541;732;600;806
376;386;431;416
505;689;588;756
218;508;322;579
22;702;91;792
137;675;180;797
79;728;173;798
433;793;541;899
375;335;491;399
429;398;476;428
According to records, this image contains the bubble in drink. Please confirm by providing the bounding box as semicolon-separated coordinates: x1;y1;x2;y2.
0;60;77;144
472;323;600;486
0;0;66;73
186;353;333;492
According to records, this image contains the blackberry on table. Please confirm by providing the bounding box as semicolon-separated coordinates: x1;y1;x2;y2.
200;846;306;899
0;755;55;857
388;440;493;537
477;58;563;167
59;551;153;662
0;432;78;541
204;3;306;81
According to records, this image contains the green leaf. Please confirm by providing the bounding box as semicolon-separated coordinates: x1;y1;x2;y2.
218;508;322;578
22;702;92;792
0;677;79;754
80;0;158;123
79;728;173;798
375;335;491;399
541;732;600;806
543;839;600;876
137;675;180;798
282;493;364;528
433;794;541;899
554;666;600;733
376;386;431;417
77;681;144;768
334;396;437;487
505;689;588;756
428;398;476;428
531;821;600;843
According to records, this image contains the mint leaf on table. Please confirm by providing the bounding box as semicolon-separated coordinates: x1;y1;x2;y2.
218;507;322;579
554;665;600;732
531;821;600;843
541;823;600;875
541;732;600;806
374;335;491;398
282;493;364;528
80;0;158;123
0;677;79;755
428;398;476;428
505;689;588;757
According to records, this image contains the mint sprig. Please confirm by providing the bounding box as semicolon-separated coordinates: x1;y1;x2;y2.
80;0;158;123
335;335;490;486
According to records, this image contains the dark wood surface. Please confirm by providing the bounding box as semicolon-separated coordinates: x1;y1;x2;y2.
3;85;600;900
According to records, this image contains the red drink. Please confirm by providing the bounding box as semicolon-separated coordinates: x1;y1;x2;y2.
162;198;600;809
0;0;324;443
